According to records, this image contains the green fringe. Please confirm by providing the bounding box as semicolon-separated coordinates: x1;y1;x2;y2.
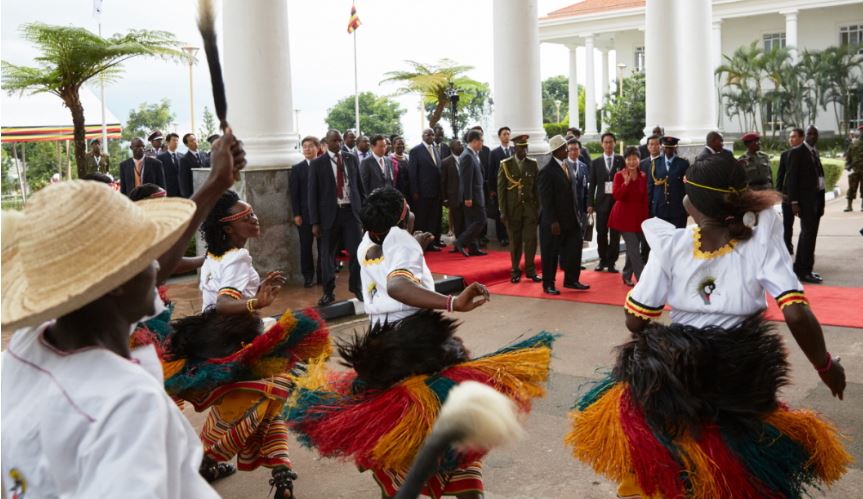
574;373;617;411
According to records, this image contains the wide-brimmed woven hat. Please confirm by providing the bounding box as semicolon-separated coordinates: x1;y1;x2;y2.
548;134;567;153
2;180;196;330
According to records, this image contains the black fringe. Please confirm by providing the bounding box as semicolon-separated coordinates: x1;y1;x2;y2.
169;309;261;360
337;310;470;391
197;0;228;130
613;315;789;437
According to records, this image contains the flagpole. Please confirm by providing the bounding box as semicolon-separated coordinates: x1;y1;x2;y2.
353;28;360;136
99;22;108;156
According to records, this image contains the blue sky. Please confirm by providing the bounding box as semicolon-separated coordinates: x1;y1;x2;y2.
2;0;576;145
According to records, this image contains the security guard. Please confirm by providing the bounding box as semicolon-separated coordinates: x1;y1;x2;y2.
844;124;863;212
739;132;773;190
497;134;541;283
648;136;689;228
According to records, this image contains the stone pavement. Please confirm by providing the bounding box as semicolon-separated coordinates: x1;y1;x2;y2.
205;192;863;498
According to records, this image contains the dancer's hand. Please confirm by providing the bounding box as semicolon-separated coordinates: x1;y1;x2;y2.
413;231;434;250
818;357;846;400
453;282;490;312
209;127;246;189
255;271;286;308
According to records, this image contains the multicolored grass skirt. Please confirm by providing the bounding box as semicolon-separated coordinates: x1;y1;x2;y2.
565;317;851;498
286;332;556;498
132;305;331;470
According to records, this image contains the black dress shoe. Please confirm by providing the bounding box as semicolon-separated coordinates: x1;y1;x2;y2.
454;243;470;257
543;287;560;295
594;264;605;271
606;266;619;273
563;282;590;290
426;245;441;252
800;273;823;284
527;274;543;283
469;249;488;256
499;239;509;247
622;276;635;287
317;293;335;306
580;265;586;270
436;242;447;248
303;278;314;288
511;275;521;283
449;247;459;253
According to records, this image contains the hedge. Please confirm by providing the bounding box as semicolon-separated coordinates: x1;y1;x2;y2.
768;156;843;191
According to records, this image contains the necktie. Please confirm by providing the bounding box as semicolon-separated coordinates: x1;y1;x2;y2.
606;156;612;174
504;147;511;158
428;144;437;165
172;153;177;166
336;153;345;199
561;162;571;181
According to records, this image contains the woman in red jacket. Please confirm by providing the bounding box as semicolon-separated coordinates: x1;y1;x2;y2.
609;146;649;286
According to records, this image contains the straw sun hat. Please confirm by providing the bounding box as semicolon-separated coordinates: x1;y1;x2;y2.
2;180;196;331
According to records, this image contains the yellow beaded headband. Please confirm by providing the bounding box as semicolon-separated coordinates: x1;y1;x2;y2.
683;176;745;194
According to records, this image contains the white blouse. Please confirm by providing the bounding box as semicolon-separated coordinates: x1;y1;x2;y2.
199;248;260;311
625;208;806;329
1;323;218;498
357;227;436;326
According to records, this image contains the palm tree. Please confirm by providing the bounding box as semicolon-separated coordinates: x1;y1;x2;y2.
380;59;485;128
820;45;863;136
796;49;829;126
2;23;190;177
716;42;763;133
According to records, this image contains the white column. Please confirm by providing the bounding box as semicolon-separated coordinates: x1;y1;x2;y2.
492;0;548;151
568;45;580;130
644;0;678;137
223;0;301;168
712;19;724;129
584;34;597;136
677;0;716;142
782;9;799;63
600;47;608;132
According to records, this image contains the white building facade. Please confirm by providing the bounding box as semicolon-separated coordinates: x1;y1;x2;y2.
539;0;863;137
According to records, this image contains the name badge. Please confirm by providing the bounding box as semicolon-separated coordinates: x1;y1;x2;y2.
605;181;613;194
818;176;825;191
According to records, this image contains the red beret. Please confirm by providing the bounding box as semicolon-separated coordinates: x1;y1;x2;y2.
741;132;760;143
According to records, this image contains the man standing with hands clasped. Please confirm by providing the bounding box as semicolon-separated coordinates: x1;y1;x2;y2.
498;135;541;284
588;132;625;272
785;126;826;284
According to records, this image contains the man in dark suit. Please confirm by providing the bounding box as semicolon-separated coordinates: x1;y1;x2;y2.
119;137;165;196
179;133;205;198
566;138;590;272
785;126;826;284
409;128;444;251
291;136;321;288
433;125;451;159
309;130;365;305
566;127;592;166
647;136;689;228
696;130;733;162
539;135;589;295
776;128;804;255
638;134;662;262
355;135;371;163
487;126;512;246
157;133;182;197
588;132;625;272
454;129;487;257
359;134;395;195
639;126;664;159
341;129;358;156
440;139;465;244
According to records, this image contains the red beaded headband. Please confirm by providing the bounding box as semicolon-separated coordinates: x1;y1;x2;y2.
219;205;253;223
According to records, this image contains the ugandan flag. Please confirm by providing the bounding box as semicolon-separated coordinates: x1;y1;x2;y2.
347;2;361;33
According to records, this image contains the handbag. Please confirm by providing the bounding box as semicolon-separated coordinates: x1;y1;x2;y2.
582;212;595;242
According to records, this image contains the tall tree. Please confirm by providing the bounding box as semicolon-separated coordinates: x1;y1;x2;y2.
326;92;405;136
601;72;646;142
820;45;863;137
381;59;485;128
198;106;218;152
423;82;492;139
542;75;568;123
122;99;175;142
2;23;190;177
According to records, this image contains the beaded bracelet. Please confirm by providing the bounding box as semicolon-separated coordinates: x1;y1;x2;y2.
815;352;833;373
246;298;258;313
446;295;454;313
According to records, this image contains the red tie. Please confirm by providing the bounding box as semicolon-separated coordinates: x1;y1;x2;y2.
335;153;345;199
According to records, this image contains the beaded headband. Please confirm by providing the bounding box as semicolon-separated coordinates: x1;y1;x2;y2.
219;205;253;223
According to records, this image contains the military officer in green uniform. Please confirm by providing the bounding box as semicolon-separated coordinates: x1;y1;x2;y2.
844;124;863;212
738;132;773;190
85;138;109;174
497;134;541;283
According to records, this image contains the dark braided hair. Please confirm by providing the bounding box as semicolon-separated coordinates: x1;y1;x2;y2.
128;183;164;201
360;187;406;244
201;190;241;256
686;154;781;241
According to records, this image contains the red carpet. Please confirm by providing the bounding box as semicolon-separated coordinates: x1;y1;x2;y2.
425;249;863;329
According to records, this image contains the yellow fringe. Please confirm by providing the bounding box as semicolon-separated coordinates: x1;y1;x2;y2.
277;308;298;331
676;435;724;499
765;409;853;484
371;375;440;473
250;358;292;379
459;347;552;405
287;354;332;404
162;359;186;379
564;383;631;482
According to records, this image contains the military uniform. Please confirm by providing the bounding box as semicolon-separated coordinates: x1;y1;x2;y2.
497;135;540;281
739;150;773;190
647;136;689;228
845;134;863;211
85;152;109;173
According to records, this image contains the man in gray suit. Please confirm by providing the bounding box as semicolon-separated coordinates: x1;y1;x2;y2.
440;139;465;245
454;129;487;257
359;134;395;196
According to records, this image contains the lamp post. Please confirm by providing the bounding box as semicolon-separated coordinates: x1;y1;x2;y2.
616;63;627;101
554;99;562;123
182;46;199;133
446;84;460;140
